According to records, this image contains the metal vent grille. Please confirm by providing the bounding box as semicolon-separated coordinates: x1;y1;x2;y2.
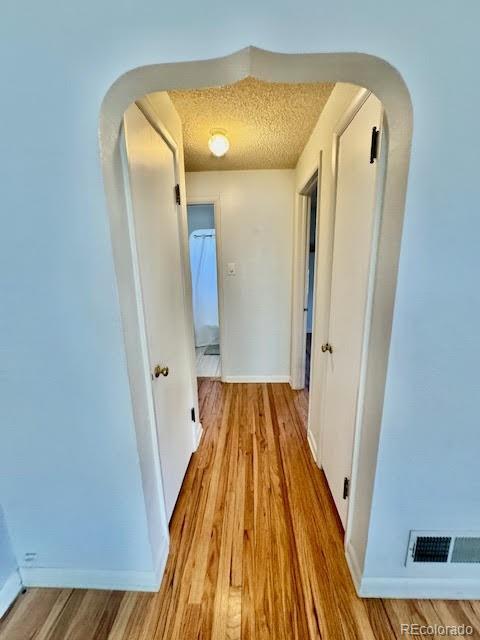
451;537;480;563
413;536;451;563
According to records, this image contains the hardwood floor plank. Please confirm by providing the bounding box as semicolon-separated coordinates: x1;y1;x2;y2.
34;590;75;640
91;592;126;640
2;381;479;640
105;593;140;640
0;589;65;640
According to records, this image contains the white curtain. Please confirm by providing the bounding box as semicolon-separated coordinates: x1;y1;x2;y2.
189;229;219;347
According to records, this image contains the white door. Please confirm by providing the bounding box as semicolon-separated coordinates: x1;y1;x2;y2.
123;104;194;521
321;94;383;527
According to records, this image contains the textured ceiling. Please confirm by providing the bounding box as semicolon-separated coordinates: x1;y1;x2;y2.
165;77;335;171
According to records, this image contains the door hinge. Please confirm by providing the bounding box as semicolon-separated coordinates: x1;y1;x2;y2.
175;183;181;205
343;477;350;499
370;126;380;164
191;407;196;422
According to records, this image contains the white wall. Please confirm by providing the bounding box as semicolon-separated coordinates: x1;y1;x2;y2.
1;0;480;598
187;170;295;381
0;93;191;592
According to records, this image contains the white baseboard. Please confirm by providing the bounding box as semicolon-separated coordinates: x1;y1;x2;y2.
153;535;169;587
20;538;169;593
345;543;480;599
21;567;160;592
358;576;480;600
193;422;203;449
223;375;290;383
345;542;362;593
0;570;22;618
307;429;318;462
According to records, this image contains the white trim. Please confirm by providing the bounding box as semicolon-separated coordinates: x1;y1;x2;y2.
20;536;168;593
307;429;318;462
344;102;387;552
186;196;226;382
358;576;480;600
333;88;371;139
153;536;169;585
345;539;480;600
137;98;180;156
223;375;290;383
193;421;203;449
345;542;362;593
0;570;22;619
290;170;318;390
20;568;159;592
100;48;413;599
120;124;170;544
304;155;324;447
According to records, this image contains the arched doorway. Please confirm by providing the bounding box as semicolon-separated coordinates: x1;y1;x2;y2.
99;46;412;586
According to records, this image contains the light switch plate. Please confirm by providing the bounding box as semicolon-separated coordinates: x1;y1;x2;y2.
227;262;236;275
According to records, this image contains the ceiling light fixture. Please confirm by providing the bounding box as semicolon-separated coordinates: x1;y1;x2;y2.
208;130;229;157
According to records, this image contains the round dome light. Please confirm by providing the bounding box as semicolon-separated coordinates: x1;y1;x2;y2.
208;131;230;157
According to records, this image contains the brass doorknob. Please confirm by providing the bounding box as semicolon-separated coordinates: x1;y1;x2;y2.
321;343;333;353
154;365;169;378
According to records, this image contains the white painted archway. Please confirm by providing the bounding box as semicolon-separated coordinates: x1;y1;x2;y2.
99;46;412;586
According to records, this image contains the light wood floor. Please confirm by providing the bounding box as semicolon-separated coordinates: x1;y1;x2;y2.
1;381;479;639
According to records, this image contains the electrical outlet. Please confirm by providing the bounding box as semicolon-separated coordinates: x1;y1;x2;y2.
24;552;37;564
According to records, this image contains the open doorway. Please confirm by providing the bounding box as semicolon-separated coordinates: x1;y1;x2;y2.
187;202;222;378
303;178;318;391
100;48;413;607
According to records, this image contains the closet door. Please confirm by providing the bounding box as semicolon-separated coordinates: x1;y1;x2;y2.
123;104;194;521
321;94;383;527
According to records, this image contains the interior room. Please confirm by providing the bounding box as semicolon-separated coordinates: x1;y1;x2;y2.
1;38;479;640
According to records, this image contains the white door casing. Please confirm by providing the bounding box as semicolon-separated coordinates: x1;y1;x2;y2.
123;104;194;521
321;94;383;527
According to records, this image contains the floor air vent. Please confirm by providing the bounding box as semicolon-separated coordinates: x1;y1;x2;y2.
406;531;480;566
413;536;451;563
451;537;480;563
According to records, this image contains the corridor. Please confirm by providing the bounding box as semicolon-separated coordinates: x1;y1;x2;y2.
2;382;479;639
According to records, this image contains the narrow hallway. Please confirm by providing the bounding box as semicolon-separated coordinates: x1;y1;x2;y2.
141;381;480;638
1;383;479;639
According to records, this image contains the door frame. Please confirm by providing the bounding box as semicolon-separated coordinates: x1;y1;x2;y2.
317;89;388;544
292;166;320;392
99;47;413;592
186;196;226;382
